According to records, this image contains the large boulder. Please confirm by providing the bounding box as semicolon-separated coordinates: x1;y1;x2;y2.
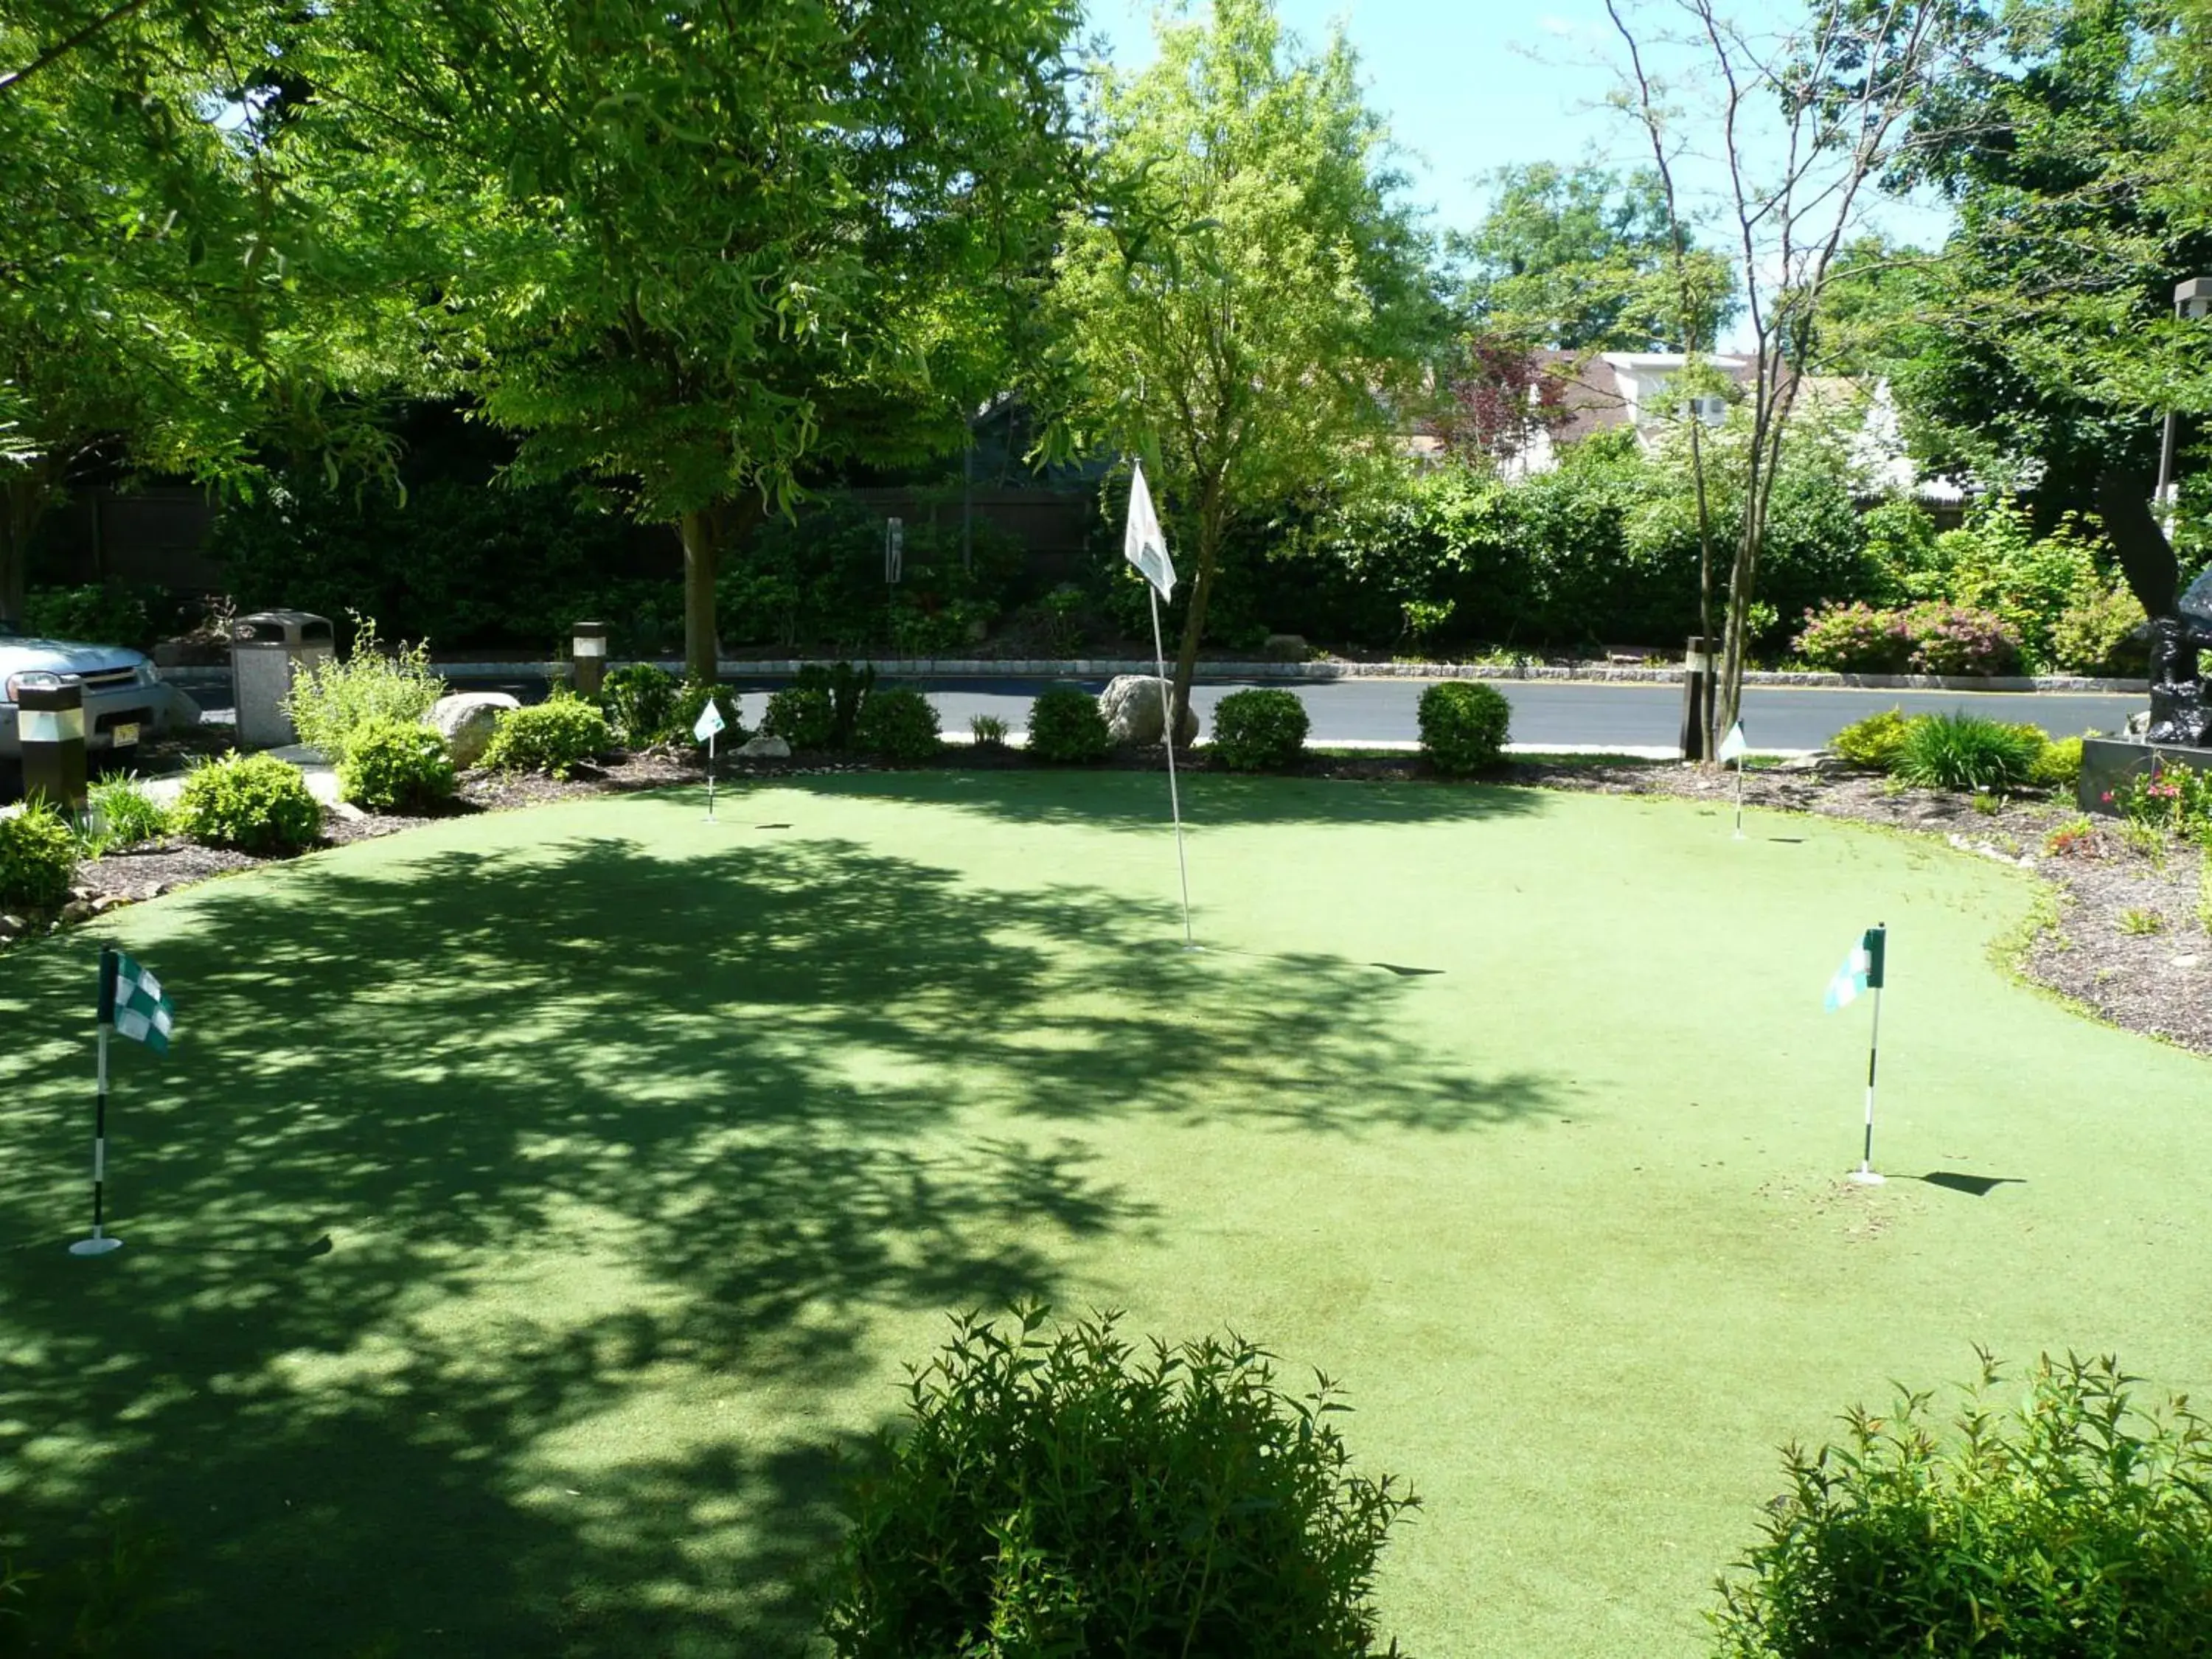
429;692;520;769
1099;675;1199;747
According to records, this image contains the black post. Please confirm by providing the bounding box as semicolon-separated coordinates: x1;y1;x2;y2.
18;672;88;814
1679;636;1711;762
72;949;123;1255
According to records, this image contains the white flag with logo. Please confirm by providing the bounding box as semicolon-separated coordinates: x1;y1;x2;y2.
1123;462;1175;600
1717;720;1748;762
692;698;726;742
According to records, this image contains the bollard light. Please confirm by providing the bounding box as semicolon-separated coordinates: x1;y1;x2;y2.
571;621;610;699
13;670;88;814
2154;278;2212;530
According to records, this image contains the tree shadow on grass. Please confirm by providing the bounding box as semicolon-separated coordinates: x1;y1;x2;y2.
0;820;1562;1656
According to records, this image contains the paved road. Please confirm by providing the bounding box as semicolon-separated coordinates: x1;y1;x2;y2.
182;675;2140;750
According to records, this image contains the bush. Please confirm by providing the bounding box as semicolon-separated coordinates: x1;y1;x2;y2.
671;679;745;748
336;718;456;813
1794;603;1913;673
2051;580;2150;676
0;798;78;910
1829;708;1915;771
21;584;156;651
2109;758;2212;845
763;662;874;751
477;695;610;779
1211;688;1310;772
1025;686;1110;764
970;714;1009;749
175;752;323;855
85;773;173;853
1711;1352;2212;1659
1902;601;2021;676
853;687;939;763
1891;712;2045;793
282;613;447;763
2031;734;2084;791
818;1306;1417;1659
1418;681;1512;775
599;663;681;748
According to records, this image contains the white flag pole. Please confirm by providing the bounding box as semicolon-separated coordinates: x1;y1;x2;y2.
1733;754;1745;840
1848;922;1888;1186
1150;585;1194;949
706;728;717;822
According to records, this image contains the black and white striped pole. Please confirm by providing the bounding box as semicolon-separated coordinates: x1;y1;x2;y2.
1848;925;1888;1187
72;947;124;1256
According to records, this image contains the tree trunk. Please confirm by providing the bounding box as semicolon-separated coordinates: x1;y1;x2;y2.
1;473;43;628
1169;480;1225;733
678;507;719;685
2096;469;2180;619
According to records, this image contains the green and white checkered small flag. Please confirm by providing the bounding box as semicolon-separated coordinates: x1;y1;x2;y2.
105;950;175;1054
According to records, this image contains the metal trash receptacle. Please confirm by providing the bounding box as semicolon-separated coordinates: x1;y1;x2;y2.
231;611;335;748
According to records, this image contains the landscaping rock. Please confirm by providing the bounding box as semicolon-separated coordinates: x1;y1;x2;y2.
0;914;24;939
737;734;791;759
59;899;94;925
1100;675;1199;747
1263;633;1310;663
430;692;521;769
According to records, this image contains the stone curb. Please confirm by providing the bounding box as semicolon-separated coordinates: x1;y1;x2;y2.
156;659;2150;695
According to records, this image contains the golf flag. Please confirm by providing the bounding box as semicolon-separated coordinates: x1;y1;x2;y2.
1823;926;1886;1012
1123;462;1175;600
1717;720;1749;763
692;698;726;741
103;950;174;1054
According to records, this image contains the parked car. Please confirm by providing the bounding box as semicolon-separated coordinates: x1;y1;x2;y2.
0;616;199;762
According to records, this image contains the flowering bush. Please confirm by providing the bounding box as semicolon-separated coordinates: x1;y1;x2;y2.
1793;603;1913;673
1901;602;2021;677
2108;760;2212;845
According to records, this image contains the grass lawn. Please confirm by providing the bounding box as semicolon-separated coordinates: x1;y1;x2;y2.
2;771;2208;1658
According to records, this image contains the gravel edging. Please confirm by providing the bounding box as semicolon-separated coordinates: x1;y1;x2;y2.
15;746;2206;1057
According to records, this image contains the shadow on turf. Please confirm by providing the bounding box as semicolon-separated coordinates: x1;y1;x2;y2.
0;824;1562;1657
1913;1171;2026;1198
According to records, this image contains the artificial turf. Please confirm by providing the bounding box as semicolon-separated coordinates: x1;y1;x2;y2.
1;771;2207;1658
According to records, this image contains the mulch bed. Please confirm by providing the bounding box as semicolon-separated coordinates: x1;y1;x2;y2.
29;742;2211;1058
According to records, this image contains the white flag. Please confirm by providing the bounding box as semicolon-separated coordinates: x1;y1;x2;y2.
692;699;726;741
1123;462;1175;600
1717;720;1748;763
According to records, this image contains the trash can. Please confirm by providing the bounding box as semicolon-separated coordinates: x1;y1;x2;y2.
231;611;335;748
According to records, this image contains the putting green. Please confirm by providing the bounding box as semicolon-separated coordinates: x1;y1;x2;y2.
1;772;2207;1658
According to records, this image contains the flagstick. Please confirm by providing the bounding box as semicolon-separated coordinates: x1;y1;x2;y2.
1148;585;1195;950
72;949;123;1256
1733;754;1745;840
706;728;717;822
1849;980;1885;1186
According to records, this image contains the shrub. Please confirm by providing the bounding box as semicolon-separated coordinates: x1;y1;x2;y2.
2043;814;2098;858
1891;712;2045;793
477;695;610;779
0;798;78;910
175;752;322;855
763;662;874;751
1902;601;2021;677
2031;734;2084;791
1711;1352;2212;1659
1829;708;1914;771
282;613;446;763
85;774;173;852
1794;602;1912;673
21;584;156;651
818;1306;1416;1659
671;679;745;748
599;663;681;748
1418;681;1512;775
336;718;456;813
1025;686;1110;764
1211;687;1310;772
854;686;939;763
969;714;1009;750
2108;759;2212;845
2051;580;2150;676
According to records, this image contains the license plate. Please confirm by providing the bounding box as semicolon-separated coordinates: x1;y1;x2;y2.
111;722;139;748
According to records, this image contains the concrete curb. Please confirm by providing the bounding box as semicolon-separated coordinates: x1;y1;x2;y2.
156;659;2151;695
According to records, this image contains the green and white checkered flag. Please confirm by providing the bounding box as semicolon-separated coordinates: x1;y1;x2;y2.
105;950;174;1054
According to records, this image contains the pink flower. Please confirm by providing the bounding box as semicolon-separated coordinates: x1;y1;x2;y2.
2101;791;2114;804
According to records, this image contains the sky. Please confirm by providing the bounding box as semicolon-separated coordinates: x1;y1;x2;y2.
1084;0;1958;283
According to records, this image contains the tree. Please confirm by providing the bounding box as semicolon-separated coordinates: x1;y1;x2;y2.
1452;161;1736;351
1604;0;1999;749
1047;0;1442;724
288;0;1083;683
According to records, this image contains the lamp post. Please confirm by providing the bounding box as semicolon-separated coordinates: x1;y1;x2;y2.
2154;278;2212;537
571;621;609;700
